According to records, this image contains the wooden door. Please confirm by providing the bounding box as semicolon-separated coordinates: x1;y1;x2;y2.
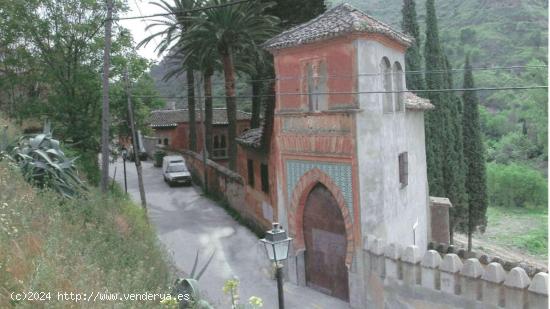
303;183;349;301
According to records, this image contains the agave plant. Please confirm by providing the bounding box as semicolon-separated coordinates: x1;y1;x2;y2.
172;250;216;309
2;125;87;198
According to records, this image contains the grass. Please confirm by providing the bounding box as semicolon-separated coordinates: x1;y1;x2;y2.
477;206;548;258
0;161;175;308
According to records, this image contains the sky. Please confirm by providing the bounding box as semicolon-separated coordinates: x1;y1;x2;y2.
118;0;168;62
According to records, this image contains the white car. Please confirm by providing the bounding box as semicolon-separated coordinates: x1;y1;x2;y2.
162;156;192;186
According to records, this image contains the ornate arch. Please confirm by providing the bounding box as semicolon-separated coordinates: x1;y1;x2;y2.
288;168;354;266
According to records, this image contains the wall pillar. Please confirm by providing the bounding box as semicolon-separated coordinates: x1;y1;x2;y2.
481;262;506;307
384;243;401;283
401;245;422;285
440;254;462;295
504;267;530;309
421;250;442;290
429;196;452;244
460;258;483;301
528;272;549;309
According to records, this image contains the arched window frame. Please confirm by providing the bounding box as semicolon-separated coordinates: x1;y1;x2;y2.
393;62;404;112
381;57;393;113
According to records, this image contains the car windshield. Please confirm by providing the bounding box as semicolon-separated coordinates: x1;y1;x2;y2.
167;165;187;172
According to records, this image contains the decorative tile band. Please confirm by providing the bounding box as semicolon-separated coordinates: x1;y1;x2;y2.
286;160;353;220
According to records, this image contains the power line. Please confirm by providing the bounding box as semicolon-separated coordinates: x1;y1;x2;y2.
156;65;547;89
133;0;159;47
133;85;548;100
114;0;253;21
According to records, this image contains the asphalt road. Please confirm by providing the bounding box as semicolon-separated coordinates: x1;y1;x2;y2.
111;159;350;309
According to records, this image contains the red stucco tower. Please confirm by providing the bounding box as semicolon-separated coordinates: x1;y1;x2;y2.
263;3;433;306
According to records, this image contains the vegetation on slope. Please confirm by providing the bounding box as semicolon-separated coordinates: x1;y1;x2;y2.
0;117;174;308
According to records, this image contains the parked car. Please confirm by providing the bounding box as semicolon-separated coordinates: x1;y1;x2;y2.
162;155;192;186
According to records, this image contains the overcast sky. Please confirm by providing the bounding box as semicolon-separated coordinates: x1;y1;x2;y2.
118;0;168;62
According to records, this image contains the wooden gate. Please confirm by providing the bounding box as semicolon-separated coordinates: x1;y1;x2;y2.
303;183;349;301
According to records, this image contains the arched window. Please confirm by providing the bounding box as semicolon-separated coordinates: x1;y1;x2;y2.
393;62;404;112
163;138;169;146
381;57;393;113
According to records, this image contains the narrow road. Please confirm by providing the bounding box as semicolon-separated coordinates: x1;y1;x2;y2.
111;159;350;309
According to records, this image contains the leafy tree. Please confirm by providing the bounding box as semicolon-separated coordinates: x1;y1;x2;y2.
462;55;488;251
1;0;161;184
487;162;547;208
401;0;425;91
183;0;279;170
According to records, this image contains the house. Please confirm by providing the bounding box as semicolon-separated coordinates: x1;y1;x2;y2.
256;3;433;305
148;108;252;164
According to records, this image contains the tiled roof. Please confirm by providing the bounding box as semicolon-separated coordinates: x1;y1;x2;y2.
404;92;434;111
236;127;263;149
149;108;251;127
263;3;413;50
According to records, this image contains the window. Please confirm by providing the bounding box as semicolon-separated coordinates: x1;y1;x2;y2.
158;139;162;144
163;138;169;146
399;152;408;187
260;163;269;194
212;135;227;159
381;57;393;113
305;60;328;112
247;159;255;187
393;62;404;112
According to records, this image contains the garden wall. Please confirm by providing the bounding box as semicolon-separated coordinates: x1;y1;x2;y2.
179;150;267;235
361;234;548;309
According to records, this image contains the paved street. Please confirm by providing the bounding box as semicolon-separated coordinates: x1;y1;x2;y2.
111;159;350;309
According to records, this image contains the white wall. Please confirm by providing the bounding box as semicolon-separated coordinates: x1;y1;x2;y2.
354;39;429;251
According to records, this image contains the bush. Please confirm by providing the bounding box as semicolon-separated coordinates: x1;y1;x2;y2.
487;162;548;208
0;162;174;308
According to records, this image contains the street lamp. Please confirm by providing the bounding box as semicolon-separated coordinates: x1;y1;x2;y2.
121;147;128;193
260;223;292;309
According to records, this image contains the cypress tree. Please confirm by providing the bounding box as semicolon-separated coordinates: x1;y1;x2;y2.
462;55;488;251
424;0;468;242
423;0;446;197
444;56;469;239
401;0;425;91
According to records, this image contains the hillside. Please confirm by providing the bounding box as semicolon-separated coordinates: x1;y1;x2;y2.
0;116;174;308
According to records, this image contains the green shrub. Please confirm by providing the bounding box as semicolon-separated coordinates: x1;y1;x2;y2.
487;162;548;208
0;162;173;308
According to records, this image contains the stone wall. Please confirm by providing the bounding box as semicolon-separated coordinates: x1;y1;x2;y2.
361;234;548;309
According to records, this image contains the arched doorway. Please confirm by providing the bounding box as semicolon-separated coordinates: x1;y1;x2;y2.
303;183;349;301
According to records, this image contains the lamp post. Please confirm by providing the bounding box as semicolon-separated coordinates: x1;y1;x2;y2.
121;148;128;193
260;223;292;309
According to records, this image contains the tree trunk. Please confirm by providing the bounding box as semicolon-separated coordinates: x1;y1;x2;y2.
100;0;113;193
250;77;262;128
222;52;237;170
187;70;197;151
204;69;213;157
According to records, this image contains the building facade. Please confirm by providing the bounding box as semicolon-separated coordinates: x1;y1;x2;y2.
263;4;433;305
148;108;251;164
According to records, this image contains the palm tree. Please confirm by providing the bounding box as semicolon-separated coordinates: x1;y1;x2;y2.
170;41;220;159
137;0;200;151
182;0;279;170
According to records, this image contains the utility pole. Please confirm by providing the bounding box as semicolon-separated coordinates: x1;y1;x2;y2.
100;0;113;193
196;72;208;194
124;67;148;213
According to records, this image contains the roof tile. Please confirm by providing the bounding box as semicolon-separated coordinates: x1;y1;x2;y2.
263;3;413;50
